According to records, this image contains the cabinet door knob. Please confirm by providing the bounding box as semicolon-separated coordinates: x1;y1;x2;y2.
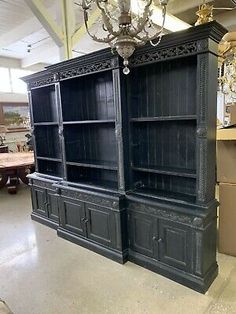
152;236;158;241
158;238;163;244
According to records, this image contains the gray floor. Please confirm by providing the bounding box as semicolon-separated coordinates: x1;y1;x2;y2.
0;185;236;314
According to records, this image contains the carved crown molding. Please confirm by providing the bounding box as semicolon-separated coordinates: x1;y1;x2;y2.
130;41;198;66
29;73;58;89
59;58;117;80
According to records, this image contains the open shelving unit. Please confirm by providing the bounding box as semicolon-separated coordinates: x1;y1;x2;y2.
60;71;118;190
129;56;197;202
31;85;62;178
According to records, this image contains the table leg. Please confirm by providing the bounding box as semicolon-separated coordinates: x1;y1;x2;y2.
7;170;19;194
0;172;8;188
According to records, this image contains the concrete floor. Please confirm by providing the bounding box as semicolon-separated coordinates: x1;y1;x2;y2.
0;185;236;314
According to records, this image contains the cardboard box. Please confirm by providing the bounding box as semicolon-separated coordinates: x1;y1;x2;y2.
219;183;236;256
217;140;236;183
217;127;236;140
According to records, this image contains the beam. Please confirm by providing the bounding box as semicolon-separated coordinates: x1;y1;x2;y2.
72;8;101;47
60;0;75;59
24;0;64;47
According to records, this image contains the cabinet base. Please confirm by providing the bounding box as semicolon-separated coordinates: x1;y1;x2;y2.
57;227;128;264
31;212;58;230
128;250;218;294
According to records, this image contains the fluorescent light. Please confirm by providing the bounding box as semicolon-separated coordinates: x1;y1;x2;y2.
130;0;191;32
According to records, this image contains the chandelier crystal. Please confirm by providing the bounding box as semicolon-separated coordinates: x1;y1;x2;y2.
81;0;168;74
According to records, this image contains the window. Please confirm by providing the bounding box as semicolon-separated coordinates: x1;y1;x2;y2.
0;67;11;92
11;69;33;94
0;67;33;94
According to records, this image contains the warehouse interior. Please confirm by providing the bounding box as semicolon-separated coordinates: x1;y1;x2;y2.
0;1;236;313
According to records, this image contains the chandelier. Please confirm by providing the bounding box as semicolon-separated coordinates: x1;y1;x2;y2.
81;0;168;74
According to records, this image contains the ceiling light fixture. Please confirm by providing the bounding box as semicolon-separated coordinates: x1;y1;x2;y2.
81;0;169;74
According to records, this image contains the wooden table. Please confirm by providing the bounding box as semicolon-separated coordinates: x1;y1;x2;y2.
0;152;34;194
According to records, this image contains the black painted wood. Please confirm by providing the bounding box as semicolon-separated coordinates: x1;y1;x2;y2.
23;22;227;293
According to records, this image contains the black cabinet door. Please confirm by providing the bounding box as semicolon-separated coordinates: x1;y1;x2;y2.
59;198;86;236
85;204;115;248
129;211;157;258
158;220;192;272
31;187;47;217
47;190;59;222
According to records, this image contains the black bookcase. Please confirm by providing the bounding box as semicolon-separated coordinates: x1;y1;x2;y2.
23;22;227;293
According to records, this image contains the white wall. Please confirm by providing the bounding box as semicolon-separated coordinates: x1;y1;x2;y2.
0;92;28;103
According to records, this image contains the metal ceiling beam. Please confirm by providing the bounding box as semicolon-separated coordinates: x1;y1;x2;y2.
24;0;64;47
60;0;76;59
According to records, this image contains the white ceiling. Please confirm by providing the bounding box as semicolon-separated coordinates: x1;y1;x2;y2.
0;0;235;70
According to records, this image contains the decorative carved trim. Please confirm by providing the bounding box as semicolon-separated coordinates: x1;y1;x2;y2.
32;180;54;190
59;59;115;80
130;41;198;66
197;126;207;138
197;53;209;203
198;54;208;123
197;39;209;52
192;217;204;227
197;139;207;202
29;74;58;88
128;202;204;227
61;189;119;209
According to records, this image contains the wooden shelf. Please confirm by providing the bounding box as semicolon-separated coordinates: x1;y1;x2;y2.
132;165;196;178
130;115;197;122
37;156;62;162
34;122;58;126
132;187;196;203
63;120;115;125
66;160;117;171
67;179;118;192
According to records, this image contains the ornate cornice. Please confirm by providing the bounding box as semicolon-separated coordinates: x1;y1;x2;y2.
29;73;58;89
59;58;118;80
130;41;198;66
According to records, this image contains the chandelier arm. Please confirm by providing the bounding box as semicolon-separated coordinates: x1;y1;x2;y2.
129;0;152;37
95;0;121;37
149;6;166;46
84;13;117;43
